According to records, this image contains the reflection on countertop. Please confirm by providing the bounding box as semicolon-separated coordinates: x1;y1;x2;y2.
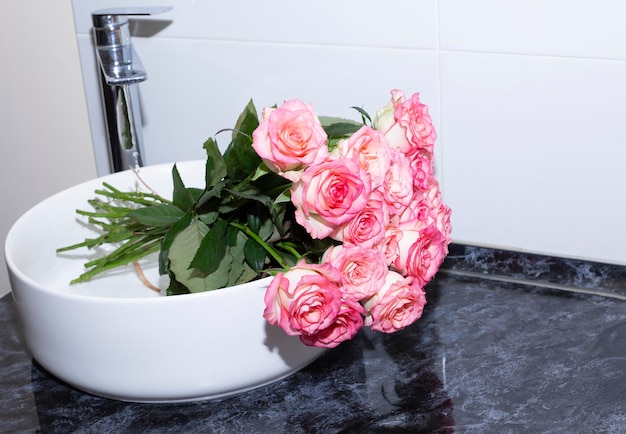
2;244;626;432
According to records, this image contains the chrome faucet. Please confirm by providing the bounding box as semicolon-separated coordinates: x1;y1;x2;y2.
91;7;172;172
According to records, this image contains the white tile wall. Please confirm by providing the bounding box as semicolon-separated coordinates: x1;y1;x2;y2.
137;39;440;167
440;51;626;262
74;0;438;48
439;0;626;60
71;0;626;264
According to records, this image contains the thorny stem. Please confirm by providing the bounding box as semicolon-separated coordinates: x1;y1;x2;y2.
60;177;172;285
69;237;162;284
275;242;303;260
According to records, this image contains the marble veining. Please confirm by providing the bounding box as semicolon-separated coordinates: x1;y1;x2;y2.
2;244;626;433
444;244;626;298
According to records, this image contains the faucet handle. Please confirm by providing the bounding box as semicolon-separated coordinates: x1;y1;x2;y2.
91;6;172;85
92;7;173;27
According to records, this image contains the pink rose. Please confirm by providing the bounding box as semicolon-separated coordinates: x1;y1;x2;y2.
338;126;393;189
378;221;403;266
420;179;443;209
413;180;452;243
410;150;435;192
393;223;448;287
330;191;388;248
300;298;364;348
382;151;414;215
394;92;437;155
322;245;388;301
291;158;372;239
421;184;452;245
263;261;342;336
398;181;449;236
372;89;405;134
397;187;436;227
252;99;328;181
435;204;453;245
363;271;426;333
373;90;436;156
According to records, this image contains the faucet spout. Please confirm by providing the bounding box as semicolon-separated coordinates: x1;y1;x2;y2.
91;7;172;172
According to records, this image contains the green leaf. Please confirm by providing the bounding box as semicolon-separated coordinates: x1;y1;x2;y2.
251;162;271;181
127;204;186;227
258;214;275;241
244;237;266;272
223;100;261;179
167;220;231;292
186;187;205;203
167;220;208;284
234;99;260;138
202;137;227;188
189;219;229;274
270;201;288;237
223;187;272;208
171;164;195;211
273;188;291;205
318;116;363;139
195;178;227;210
247;209;261;234
350;106;372;124
232;262;258;286
324;122;363;139
159;213;193;275
198;211;219;226
165;271;191;295
226;230;258;286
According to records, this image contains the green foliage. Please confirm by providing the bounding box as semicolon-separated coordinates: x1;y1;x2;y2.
318;115;363;149
128;204;185;227
59;99;359;294
350;106;372;125
223;99;261;180
159;212;193;275
318;116;363;139
202;137;227;186
171;164;195;211
189;219;228;274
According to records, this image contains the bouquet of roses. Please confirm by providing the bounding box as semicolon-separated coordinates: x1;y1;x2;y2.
59;89;452;349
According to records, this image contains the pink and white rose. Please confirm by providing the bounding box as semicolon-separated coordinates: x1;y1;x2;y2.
382;152;414;215
252;99;328;181
394;92;437;155
393;223;448;287
300;298;365;348
398;181;452;246
330;191;388;248
398;182;441;226
373;90;437;156
372;89;405;135
291;158;372;239
363;271;427;333
338;125;393;189
378;221;403;266
322;245;388;301
263;261;342;336
410;151;435;192
435;204;453;245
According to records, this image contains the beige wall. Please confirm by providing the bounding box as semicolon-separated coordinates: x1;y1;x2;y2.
1;1;96;297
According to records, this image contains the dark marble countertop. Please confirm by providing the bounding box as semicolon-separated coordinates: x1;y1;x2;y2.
3;244;626;433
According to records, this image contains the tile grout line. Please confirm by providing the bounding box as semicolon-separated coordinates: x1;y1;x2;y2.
437;268;626;301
